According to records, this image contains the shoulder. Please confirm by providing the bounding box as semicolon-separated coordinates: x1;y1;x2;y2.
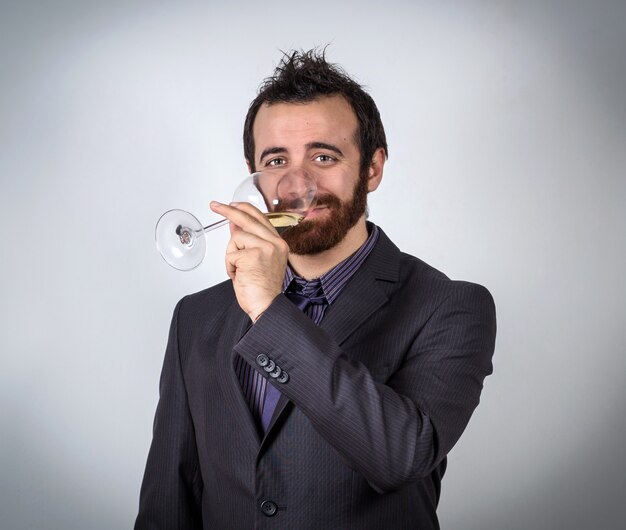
372;225;495;313
390;247;497;362
174;279;239;324
400;251;493;300
397;251;497;344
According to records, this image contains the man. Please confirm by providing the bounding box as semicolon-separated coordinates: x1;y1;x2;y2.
136;49;496;529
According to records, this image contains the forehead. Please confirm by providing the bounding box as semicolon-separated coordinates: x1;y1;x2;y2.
252;95;358;155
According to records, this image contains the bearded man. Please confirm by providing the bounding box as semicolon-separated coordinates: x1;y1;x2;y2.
135;49;496;530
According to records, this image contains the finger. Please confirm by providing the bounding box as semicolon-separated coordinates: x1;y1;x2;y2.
208;201;241;236
224;243;247;279
210;201;277;239
230;202;282;238
226;230;280;254
224;247;263;278
224;232;288;276
225;248;238;279
230;202;272;225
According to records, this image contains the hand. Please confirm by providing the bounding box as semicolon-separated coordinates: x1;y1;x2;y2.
210;201;289;321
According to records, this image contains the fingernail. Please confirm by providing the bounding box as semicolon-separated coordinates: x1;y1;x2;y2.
210;201;222;207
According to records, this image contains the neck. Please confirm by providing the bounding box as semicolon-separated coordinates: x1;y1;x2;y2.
288;217;369;280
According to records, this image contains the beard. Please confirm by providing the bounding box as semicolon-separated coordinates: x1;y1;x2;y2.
281;171;369;255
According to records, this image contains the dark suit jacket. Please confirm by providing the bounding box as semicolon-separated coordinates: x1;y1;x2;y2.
135;225;496;529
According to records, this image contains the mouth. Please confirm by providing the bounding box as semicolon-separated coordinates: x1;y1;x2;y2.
304;205;329;220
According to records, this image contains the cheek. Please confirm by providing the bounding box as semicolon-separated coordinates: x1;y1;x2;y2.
314;172;358;200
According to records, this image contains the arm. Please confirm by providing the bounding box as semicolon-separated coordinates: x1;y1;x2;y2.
234;282;496;493
210;201;496;493
135;299;203;529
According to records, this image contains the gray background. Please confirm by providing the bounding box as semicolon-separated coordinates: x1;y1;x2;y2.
1;1;625;528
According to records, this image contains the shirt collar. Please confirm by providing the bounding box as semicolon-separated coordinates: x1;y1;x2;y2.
283;224;380;304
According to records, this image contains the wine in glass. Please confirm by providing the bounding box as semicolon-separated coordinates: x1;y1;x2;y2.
155;168;317;271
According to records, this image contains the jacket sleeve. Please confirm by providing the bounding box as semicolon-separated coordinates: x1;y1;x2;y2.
135;298;203;529
234;282;496;494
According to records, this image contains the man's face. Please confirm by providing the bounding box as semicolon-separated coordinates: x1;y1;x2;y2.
251;95;369;255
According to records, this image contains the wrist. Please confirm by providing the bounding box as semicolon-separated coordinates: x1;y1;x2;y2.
248;296;276;323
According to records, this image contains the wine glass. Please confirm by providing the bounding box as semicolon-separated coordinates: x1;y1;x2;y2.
155;169;317;271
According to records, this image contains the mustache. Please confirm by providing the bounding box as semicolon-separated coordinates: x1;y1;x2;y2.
273;193;342;213
311;194;342;210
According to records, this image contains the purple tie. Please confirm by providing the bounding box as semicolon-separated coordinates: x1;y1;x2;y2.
256;280;327;433
284;290;327;312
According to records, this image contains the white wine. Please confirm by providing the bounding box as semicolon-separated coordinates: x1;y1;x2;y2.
266;212;303;231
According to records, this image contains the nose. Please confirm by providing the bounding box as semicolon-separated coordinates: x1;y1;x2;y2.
276;167;317;213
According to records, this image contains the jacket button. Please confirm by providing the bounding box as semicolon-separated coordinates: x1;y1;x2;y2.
276;371;289;384
260;500;278;517
269;365;282;378
256;354;269;367
263;359;276;372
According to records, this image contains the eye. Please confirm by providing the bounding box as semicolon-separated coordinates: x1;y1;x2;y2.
314;154;336;163
266;157;286;167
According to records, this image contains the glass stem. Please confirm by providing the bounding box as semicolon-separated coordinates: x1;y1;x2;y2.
199;217;229;234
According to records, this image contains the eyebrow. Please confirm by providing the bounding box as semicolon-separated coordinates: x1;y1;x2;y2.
259;146;287;162
258;142;345;163
306;142;344;157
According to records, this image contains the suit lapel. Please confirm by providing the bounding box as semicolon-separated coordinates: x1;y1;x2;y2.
214;300;262;447
262;227;400;441
320;269;389;345
322;226;399;344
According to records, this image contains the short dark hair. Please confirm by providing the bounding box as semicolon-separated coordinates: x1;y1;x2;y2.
243;48;388;174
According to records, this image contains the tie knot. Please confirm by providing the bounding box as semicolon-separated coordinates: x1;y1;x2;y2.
291;277;323;297
285;277;327;312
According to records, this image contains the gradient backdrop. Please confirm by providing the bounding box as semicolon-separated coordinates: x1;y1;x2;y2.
1;1;625;528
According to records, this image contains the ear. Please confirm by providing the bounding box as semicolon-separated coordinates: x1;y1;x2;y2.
366;147;386;192
246;159;253;174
